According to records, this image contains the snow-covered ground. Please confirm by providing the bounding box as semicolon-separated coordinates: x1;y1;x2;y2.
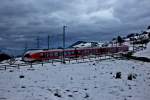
134;42;150;58
0;59;150;100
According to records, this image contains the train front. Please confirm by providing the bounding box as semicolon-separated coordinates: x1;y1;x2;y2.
22;50;44;62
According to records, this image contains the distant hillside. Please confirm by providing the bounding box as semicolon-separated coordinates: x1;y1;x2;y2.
0;53;11;62
69;41;87;48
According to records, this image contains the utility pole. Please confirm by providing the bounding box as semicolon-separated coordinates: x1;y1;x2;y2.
63;26;67;49
62;25;67;63
37;36;40;49
48;35;50;49
24;42;28;52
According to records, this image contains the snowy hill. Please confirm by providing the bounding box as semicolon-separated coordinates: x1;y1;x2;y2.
0;59;150;100
134;42;150;58
70;41;104;48
69;41;87;48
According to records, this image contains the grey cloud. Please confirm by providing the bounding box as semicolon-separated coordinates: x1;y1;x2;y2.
0;0;150;54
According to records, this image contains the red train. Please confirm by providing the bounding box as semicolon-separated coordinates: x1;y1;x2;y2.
22;45;129;62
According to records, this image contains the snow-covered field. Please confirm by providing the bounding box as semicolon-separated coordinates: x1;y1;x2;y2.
0;59;150;100
134;42;150;58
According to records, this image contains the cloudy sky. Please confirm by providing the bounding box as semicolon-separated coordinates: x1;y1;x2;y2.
0;0;150;53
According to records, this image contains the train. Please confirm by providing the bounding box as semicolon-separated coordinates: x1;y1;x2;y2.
22;45;129;62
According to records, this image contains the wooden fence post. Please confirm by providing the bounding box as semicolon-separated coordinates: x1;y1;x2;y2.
30;62;32;68
18;64;20;69
5;65;6;70
42;61;43;66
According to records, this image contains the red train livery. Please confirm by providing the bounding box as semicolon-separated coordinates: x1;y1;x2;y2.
22;45;129;62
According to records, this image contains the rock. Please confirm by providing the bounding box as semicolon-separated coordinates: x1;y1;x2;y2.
21;86;26;88
19;75;24;78
9;70;14;72
54;93;61;98
68;95;73;97
115;72;121;79
84;93;89;98
128;73;137;80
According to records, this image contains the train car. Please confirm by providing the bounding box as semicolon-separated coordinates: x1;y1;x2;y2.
22;45;129;62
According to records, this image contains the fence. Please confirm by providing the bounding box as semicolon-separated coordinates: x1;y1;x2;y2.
0;52;124;71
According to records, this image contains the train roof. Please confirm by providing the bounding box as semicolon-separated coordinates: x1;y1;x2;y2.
24;45;128;54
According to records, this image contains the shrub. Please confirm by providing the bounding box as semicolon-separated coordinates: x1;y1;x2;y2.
116;72;121;79
0;53;11;62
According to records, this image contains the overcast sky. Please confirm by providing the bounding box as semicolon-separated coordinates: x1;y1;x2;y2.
0;0;150;52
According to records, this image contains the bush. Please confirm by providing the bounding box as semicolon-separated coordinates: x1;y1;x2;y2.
19;75;24;78
116;72;121;79
117;36;124;45
128;73;137;80
127;33;135;38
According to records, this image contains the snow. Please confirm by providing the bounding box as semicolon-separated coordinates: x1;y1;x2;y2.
134;42;150;58
72;42;104;48
146;29;150;33
73;43;92;48
122;41;133;51
0;59;150;100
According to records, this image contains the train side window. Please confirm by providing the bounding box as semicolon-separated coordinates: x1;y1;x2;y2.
64;52;67;56
51;52;54;56
40;53;44;57
59;52;62;56
69;51;72;55
64;51;67;56
49;52;51;57
24;54;31;58
57;52;60;56
48;52;52;57
71;51;74;55
54;52;58;56
67;51;70;55
85;50;88;54
78;50;81;54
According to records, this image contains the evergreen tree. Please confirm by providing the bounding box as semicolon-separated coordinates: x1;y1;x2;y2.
117;36;124;45
147;26;150;29
148;33;150;38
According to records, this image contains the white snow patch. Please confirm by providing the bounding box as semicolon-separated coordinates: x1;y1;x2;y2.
0;59;150;100
134;42;150;58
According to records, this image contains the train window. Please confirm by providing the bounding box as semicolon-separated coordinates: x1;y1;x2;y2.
48;52;51;57
78;50;81;54
40;53;44;57
59;52;62;56
64;52;67;56
68;51;71;55
65;52;67;55
84;50;86;54
48;52;50;57
86;50;89;54
24;54;31;58
54;52;58;56
43;53;46;58
71;51;74;55
83;50;85;54
66;51;70;55
57;52;60;56
46;53;49;57
82;50;84;54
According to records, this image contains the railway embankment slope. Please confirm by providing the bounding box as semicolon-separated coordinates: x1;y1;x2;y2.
123;42;150;62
